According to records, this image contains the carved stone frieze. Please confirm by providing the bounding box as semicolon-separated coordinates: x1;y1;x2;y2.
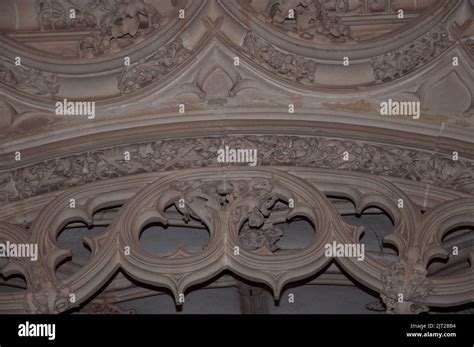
1;135;473;206
0;62;60;96
372;26;453;83
242;31;317;83
118;39;191;93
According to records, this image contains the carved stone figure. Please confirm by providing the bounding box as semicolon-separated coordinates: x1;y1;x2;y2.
35;0;67;30
266;0;353;42
65;0;162;56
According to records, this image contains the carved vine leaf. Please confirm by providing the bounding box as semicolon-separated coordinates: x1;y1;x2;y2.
234;181;291;253
381;247;434;314
2;135;473;206
242;31;317;84
0;62;59;96
25;281;72;314
172;178;275;211
239;215;284;252
171;177;286;252
117;40;191;94
372;26;453;82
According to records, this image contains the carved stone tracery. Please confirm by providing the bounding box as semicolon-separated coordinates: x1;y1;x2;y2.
0;167;472;313
0;0;472;315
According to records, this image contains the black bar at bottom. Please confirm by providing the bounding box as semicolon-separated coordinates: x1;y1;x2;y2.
0;314;472;346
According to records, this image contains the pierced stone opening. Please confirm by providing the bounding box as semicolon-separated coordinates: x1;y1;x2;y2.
0;273;27;293
0;257;27;293
55;222;107;281
327;196;397;260
346;208;397;260
273;217;316;252
275;261;382;314
139;222;210;257
92;204;124;227
427;226;473;277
